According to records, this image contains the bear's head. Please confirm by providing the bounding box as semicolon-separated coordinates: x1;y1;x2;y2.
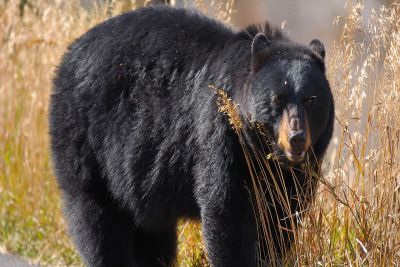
244;33;334;164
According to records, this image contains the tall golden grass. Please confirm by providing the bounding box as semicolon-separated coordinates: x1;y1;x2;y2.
0;0;399;266
300;2;400;265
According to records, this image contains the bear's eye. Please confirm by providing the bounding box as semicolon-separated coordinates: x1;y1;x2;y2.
272;93;286;108
304;95;317;107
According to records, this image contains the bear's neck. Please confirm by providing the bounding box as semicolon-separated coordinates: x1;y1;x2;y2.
206;38;253;96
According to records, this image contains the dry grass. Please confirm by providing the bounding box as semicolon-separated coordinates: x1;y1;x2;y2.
296;2;400;265
0;0;399;266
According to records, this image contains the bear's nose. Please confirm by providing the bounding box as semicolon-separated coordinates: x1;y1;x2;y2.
289;131;306;151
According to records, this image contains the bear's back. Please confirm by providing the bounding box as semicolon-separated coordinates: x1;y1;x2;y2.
53;6;235;94
51;6;238;129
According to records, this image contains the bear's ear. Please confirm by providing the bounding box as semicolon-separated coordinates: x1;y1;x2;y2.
251;33;272;56
309;39;325;60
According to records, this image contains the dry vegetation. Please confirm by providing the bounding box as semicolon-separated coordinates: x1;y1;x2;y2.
0;0;399;266
298;2;400;265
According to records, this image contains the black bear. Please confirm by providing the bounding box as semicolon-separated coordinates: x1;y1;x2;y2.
49;5;334;267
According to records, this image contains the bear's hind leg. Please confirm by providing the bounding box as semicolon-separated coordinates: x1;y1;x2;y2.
63;192;137;267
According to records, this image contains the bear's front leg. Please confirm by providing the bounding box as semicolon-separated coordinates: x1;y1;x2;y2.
200;186;258;267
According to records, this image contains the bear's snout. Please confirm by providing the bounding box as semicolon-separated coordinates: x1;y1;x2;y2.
278;106;311;162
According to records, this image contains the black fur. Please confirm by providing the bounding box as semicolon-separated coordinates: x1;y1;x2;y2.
49;6;334;267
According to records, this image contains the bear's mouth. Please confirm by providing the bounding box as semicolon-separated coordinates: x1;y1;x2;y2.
284;150;306;163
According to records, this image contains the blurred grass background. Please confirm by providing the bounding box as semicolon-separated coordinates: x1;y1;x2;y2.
0;0;399;266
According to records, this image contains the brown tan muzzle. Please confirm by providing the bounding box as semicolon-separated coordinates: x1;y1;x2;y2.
278;104;311;163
